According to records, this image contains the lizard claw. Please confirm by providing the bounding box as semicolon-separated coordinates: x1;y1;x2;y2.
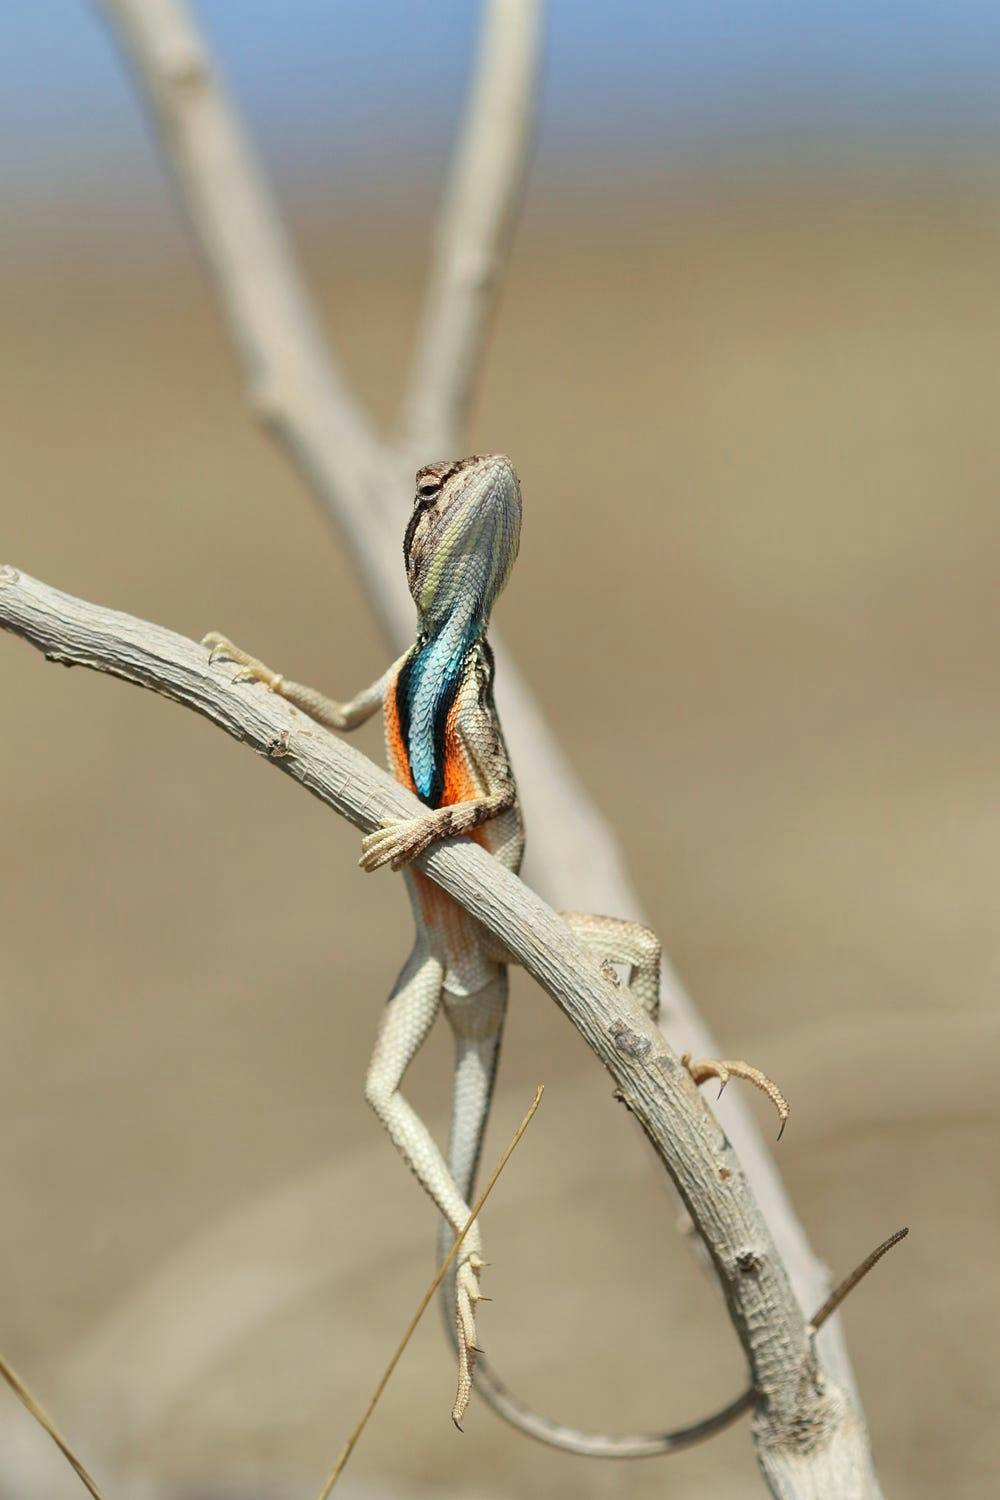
451;1250;486;1428
201;633;284;691
682;1052;789;1139
359;816;436;873
201;630;241;665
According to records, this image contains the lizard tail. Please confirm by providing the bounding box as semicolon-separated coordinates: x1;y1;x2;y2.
469;1225;910;1458
466;1356;751;1457
437;981;751;1459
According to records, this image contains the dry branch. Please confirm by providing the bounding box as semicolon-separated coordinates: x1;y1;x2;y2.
96;0;386;535
92;1;861;1409
0;565;883;1499
399;0;543;459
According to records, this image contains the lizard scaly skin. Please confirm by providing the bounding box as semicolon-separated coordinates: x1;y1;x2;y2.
203;453;786;1454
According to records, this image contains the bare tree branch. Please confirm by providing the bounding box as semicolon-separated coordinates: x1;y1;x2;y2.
95;0;861;1411
399;0;544;459
97;0;384;534
0;563;884;1499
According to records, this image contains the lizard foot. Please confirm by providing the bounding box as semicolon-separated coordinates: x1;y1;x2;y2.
452;1249;486;1429
360;816;437;873
201;633;285;692
681;1052;789;1139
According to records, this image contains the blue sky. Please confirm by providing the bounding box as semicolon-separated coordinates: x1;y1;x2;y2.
4;2;1000;196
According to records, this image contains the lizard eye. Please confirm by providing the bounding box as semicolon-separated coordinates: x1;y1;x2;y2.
416;476;442;499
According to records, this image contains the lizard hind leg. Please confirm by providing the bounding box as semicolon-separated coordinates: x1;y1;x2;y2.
364;944;496;1427
436;973;509;1426
440;937;760;1458
559;911;662;1020
682;1053;789;1138
201;632;390;731
559;911;788;1134
364;942;449;1192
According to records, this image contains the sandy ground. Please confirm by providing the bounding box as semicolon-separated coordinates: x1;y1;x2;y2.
2;170;998;1497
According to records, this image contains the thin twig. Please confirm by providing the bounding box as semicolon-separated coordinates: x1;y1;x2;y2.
813;1228;909;1332
0;1350;107;1500
316;1086;544;1498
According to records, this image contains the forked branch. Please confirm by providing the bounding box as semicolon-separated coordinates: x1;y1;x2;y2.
93;8;864;1413
0;564;886;1498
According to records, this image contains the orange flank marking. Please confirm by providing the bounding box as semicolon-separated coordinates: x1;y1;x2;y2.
384;668;417;794
441;741;477;807
441;698;489;848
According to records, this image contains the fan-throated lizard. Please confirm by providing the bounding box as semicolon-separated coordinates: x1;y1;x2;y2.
203;454;785;1455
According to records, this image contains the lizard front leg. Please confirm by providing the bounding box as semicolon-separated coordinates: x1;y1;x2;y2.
201;632;398;731
560;911;662;1019
359;787;514;873
364;942;489;1425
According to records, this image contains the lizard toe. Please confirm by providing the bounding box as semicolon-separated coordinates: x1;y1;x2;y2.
360;817;433;872
682;1052;789;1139
451;1253;486;1428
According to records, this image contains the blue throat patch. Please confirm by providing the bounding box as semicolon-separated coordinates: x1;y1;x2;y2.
396;616;478;806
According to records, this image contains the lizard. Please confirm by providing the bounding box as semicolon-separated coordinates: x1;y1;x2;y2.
202;452;787;1453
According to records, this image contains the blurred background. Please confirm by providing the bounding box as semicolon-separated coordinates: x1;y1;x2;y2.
2;3;998;1496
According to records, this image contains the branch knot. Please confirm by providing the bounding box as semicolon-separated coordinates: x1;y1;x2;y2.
608;1020;651;1060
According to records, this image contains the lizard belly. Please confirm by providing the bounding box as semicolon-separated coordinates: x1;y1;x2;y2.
406;869;497;994
407;796;522;997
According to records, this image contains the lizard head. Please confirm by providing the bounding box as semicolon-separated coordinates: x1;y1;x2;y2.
404;454;521;633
